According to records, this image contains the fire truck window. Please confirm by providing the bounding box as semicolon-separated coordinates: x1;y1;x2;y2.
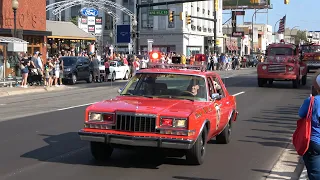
269;48;293;56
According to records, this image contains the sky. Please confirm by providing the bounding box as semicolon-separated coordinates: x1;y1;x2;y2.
222;0;320;32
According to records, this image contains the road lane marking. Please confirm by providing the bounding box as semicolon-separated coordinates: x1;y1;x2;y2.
232;91;245;96
0;104;5;106
56;102;98;111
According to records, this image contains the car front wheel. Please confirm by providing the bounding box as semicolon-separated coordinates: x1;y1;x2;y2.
186;128;207;165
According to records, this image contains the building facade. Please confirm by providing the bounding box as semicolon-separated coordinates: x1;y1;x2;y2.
46;0;223;55
138;0;223;55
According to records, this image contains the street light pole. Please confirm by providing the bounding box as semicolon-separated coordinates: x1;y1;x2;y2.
12;0;19;38
251;9;262;54
273;19;281;43
290;26;299;44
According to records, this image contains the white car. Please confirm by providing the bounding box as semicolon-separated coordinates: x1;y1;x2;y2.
106;61;130;81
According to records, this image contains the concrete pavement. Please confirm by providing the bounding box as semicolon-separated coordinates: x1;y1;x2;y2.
0;69;310;180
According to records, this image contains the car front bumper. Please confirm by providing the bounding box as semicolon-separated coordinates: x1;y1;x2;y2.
78;130;194;149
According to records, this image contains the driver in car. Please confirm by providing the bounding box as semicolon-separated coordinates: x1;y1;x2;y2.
186;79;201;96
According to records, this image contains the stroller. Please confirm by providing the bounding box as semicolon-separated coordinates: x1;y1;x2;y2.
27;68;42;86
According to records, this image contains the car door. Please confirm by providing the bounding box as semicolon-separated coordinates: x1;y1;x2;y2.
206;77;218;137
76;58;85;78
81;57;90;78
209;76;229;133
117;61;126;78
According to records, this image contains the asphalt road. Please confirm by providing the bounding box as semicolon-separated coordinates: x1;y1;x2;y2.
0;69;310;180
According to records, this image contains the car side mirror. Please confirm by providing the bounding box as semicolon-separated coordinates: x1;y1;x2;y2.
211;93;221;100
118;88;122;94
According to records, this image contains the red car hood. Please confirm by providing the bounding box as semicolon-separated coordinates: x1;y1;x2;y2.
87;96;206;117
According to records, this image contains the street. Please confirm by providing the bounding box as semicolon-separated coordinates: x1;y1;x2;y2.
0;69;309;180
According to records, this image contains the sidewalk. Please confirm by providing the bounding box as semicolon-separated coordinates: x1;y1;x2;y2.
0;85;74;97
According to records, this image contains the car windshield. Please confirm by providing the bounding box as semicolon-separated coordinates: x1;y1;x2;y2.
301;45;320;53
268;47;294;56
120;73;207;101
60;57;77;66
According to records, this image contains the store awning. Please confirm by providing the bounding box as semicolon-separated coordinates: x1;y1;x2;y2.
46;20;96;41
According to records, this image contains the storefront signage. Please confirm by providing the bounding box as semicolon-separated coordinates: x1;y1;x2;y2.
2;10;45;31
88;25;95;32
95;17;102;24
81;7;99;17
232;32;244;37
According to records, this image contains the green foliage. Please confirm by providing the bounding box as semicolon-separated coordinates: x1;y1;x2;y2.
70;16;78;26
295;30;307;44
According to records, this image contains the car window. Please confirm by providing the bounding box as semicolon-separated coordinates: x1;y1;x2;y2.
207;77;215;98
118;61;124;66
60;57;77;66
121;73;207;101
110;61;117;67
212;77;225;98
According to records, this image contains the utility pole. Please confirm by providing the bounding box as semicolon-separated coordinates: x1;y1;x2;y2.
213;0;218;54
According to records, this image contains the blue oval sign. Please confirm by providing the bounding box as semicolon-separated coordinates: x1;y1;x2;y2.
81;7;99;17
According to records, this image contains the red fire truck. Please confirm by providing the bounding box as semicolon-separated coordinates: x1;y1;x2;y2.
300;43;320;72
257;41;307;88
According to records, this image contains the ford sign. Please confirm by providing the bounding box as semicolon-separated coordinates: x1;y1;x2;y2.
81;7;99;17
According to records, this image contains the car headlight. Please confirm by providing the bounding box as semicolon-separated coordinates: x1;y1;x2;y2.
288;66;294;71
262;65;267;70
89;112;103;121
160;117;188;128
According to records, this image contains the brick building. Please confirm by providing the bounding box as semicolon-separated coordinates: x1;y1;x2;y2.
0;0;52;56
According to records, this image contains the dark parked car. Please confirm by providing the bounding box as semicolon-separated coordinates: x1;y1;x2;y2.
60;56;93;85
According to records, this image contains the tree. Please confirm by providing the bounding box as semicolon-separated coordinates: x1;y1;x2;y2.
70;16;78;26
294;30;308;44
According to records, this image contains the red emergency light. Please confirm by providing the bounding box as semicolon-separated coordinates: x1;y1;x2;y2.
149;52;161;60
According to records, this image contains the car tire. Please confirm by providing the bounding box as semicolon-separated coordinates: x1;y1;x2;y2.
111;72;116;81
90;142;113;161
186;127;207;165
302;75;307;86
292;75;300;88
86;73;93;83
216;120;232;144
123;71;129;80
71;74;77;85
258;78;265;87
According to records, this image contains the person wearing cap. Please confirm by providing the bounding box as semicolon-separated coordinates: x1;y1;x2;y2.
298;72;320;180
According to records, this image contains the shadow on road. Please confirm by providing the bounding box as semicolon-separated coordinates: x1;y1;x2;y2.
20;132;197;169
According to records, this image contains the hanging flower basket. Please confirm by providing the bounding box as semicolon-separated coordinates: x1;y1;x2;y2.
70;43;76;48
52;44;58;49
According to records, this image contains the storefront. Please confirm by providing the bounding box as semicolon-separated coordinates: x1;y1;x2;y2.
0;0;52;57
46;20;96;57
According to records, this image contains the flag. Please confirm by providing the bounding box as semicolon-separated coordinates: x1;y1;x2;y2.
278;15;286;33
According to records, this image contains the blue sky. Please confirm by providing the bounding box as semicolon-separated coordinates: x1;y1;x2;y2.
222;0;319;32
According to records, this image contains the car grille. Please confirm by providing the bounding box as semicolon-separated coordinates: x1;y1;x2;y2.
115;113;156;133
268;64;286;73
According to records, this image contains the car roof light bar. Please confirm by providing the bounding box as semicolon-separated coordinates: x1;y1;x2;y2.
147;63;207;72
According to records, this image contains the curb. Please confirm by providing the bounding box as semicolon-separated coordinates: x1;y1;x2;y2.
299;167;308;180
266;142;305;180
0;86;75;97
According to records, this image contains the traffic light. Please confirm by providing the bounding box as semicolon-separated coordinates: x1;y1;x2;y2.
169;11;174;22
250;0;259;3
284;0;289;4
179;12;183;21
186;15;191;24
214;0;218;11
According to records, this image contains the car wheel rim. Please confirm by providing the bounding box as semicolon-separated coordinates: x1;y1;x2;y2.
228;123;231;135
200;138;205;156
73;75;76;83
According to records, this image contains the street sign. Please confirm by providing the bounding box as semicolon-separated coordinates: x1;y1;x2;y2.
149;9;169;16
81;7;99;17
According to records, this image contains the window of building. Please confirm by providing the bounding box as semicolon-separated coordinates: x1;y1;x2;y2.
105;13;114;30
141;0;153;29
71;5;81;18
123;0;134;25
